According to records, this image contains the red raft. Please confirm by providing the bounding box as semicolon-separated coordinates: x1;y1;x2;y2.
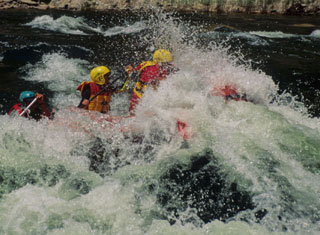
56;106;192;140
177;120;192;140
59;85;247;141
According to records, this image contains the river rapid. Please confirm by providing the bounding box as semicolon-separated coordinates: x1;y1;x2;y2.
0;9;320;235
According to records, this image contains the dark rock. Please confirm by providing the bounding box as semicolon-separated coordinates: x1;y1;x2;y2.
285;2;306;15
153;150;258;224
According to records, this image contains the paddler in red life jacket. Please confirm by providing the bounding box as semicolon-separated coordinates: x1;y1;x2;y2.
212;85;248;102
127;49;177;113
77;66;129;114
8;91;51;121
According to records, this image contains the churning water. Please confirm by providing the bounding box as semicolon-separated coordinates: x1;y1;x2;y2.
0;9;320;234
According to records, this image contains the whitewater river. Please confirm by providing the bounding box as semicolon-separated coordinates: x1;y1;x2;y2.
0;9;320;234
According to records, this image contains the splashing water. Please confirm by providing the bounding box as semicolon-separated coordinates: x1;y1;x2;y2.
20;53;91;109
1;9;320;235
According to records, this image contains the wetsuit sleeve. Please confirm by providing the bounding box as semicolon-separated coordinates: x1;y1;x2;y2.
78;84;91;108
82;85;91;100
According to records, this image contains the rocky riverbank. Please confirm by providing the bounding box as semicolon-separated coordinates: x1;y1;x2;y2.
0;0;319;15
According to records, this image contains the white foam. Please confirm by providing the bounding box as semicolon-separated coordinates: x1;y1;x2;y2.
249;31;298;38
21;53;90;108
310;29;320;38
24;15;103;35
103;21;147;36
24;15;146;37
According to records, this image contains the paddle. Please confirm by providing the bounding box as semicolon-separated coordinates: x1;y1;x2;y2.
118;69;133;92
20;97;37;117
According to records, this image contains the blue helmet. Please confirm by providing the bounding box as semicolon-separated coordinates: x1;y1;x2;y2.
19;91;36;102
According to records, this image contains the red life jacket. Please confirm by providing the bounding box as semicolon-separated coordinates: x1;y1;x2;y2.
212;85;247;101
8;103;25;117
130;62;176;113
135;61;161;83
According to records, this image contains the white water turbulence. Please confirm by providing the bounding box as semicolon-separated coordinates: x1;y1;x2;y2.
202;27;270;47
20;53;91;109
1;11;320;235
310;29;320;38
103;21;147;37
248;30;320;41
249;31;299;39
24;15;104;35
23;15;146;37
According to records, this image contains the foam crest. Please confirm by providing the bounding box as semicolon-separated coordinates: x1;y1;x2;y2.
24;15;103;35
310;29;320;38
249;31;298;38
24;15;147;37
103;21;147;36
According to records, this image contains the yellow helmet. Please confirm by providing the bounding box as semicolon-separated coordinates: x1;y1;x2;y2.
153;49;173;64
90;66;110;85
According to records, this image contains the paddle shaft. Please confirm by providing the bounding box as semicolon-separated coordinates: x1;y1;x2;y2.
20;97;38;117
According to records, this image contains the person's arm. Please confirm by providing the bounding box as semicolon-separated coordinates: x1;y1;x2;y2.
36;93;51;118
115;65;134;93
78;85;91;109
